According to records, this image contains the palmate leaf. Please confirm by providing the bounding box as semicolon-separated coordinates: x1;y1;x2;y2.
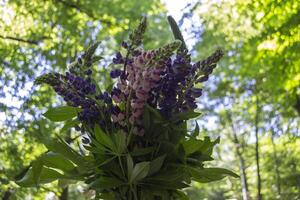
173;190;189;200
61;119;80;133
182;138;203;155
94;124;114;150
171;110;201;122
97;192;115;200
148;154;166;176
191;121;199;138
89;176;124;191
199;136;220;156
182;136;220;156
130;146;155;156
111;130;127;155
42;136;87;168
16;151;83;187
145;104;163;122
127;154;134;180
143;165;189;189
188;166;239;183
41;152;76;172
16;166;66;187
43;106;79;122
129;161;150;184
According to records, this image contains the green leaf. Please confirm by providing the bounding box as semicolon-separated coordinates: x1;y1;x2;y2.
84;41;101;61
98;156;117;167
130;147;155;156
173;190;189;200
112;131;127;155
41;152;76;172
42;137;86;168
172;110;201;121
61;119;80;133
167;16;187;52
16;166;65;187
84;144;107;154
142;179;189;190
94;124;114;150
90;176;124;190
140;189;154;200
182;138;202;155
92;55;104;63
145;104;163;122
143;106;150;129
143;165;189;189
191;122;199;138
32;159;43;185
97;192;115;200
127;154;134;180
43;106;78;122
149;154;166;176
198;136;220;156
58;179;75;188
189;167;239;183
129;161;150;183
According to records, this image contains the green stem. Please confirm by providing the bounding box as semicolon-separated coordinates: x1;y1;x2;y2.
118;156;126;179
128;186;132;200
133;185;138;200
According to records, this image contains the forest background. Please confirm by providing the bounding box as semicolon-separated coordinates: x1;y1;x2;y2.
0;0;299;199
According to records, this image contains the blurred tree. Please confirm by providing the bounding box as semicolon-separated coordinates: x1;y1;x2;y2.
179;0;300;199
190;0;300;117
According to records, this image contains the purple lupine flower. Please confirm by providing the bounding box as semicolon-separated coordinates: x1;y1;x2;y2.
121;41;128;49
190;88;202;98
85;69;93;75
111;87;122;103
112;52;124;64
110;69;122;78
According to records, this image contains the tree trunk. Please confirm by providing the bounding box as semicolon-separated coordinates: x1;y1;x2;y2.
255;97;262;200
294;94;300;116
271;129;281;198
58;131;72;200
226;111;250;200
2;190;12;200
59;187;69;200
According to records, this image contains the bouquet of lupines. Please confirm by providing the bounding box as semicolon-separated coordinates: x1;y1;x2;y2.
16;17;238;199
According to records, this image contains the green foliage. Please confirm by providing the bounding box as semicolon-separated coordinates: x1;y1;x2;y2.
43;106;79;122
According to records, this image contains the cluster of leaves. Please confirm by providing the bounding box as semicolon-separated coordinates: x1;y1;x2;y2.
15;17;238;200
17;105;238;199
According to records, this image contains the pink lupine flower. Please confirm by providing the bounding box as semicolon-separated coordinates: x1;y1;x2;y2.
117;113;125;121
111;50;166;126
133;109;143;118
112;95;121;103
131;99;144;109
111;114;118;122
112;112;125;123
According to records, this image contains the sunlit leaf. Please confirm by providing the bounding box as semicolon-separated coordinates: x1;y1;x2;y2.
43;106;78;122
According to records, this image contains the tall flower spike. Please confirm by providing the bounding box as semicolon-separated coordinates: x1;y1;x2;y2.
34;73;62;86
129;17;147;47
83;41;101;63
167;16;190;62
195;49;224;77
151;40;182;64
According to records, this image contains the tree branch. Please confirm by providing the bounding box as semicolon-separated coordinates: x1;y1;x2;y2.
54;0;112;25
0;35;48;45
